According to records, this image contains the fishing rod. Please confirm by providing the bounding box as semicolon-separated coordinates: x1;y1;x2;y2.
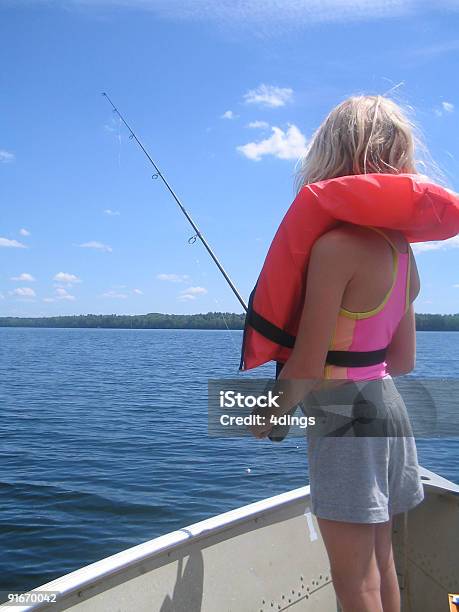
101;92;248;312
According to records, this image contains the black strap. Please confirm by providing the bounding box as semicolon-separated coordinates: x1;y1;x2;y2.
276;346;387;373
325;348;387;367
247;307;295;349
275;361;284;378
239;284;258;370
248;307;387;369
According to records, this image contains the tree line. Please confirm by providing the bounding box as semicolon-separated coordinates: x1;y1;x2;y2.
0;312;458;330
0;312;246;329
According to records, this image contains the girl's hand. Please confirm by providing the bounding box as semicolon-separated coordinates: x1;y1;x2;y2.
247;406;274;439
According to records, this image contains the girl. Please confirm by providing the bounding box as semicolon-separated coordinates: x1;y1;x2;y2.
249;94;427;612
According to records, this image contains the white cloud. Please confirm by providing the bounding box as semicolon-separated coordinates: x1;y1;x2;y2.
133;288;143;295
43;282;78;301
11;287;36;298
182;286;207;295
19;228;31;236
104;209;121;216
178;293;196;301
247;120;270;129
411;235;459;253
55;287;76;301
103;113;123;133
0;149;15;163
0;292;4;300
0;237;27;248
179;285;208;300
101;290;129;299
79;241;113;253
221;110;238;120
244;84;293;108
435;101;455;117
53;272;81;285
157;273;191;283
237;123;307;161
11;273;35;282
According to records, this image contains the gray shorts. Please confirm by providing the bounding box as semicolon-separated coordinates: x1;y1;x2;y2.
305;375;425;523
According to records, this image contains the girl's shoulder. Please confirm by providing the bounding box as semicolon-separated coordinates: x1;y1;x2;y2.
326;222;408;253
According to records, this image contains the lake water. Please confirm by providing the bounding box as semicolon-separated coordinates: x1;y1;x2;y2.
0;328;458;592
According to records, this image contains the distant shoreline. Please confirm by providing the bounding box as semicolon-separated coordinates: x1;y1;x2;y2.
0;312;458;331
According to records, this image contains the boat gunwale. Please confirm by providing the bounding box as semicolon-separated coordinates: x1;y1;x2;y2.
3;467;458;611
2;484;313;611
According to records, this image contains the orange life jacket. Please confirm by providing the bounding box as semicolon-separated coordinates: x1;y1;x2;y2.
240;173;459;371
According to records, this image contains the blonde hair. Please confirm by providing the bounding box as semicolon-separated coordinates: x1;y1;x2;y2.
294;94;443;193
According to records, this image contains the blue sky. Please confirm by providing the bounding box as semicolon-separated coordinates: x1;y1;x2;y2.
1;0;458;317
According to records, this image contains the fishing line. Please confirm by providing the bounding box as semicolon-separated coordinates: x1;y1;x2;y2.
191;253;243;369
101;92;247;313
213;296;245;367
117;113;122;168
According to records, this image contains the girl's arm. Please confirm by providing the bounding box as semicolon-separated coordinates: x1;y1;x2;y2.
270;229;356;418
385;304;417;376
386;244;420;376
